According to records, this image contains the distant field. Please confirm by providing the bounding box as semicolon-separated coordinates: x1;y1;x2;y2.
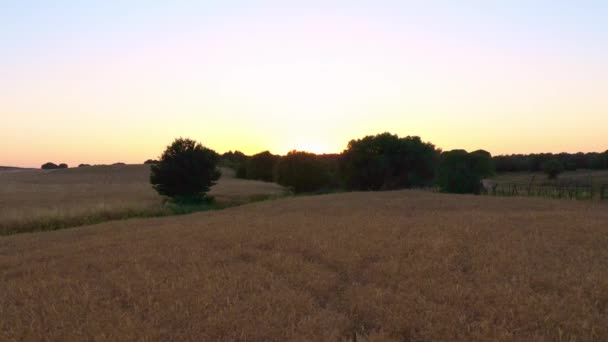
490;170;608;199
0;165;285;235
492;169;608;187
1;191;607;341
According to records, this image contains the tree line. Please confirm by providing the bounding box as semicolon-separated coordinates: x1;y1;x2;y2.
493;152;608;173
150;133;505;201
221;133;499;195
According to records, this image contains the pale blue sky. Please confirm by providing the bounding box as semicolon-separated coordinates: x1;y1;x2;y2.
1;1;607;167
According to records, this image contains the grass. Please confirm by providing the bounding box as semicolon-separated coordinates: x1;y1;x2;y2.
1;190;608;341
0;200;218;236
490;169;608;200
0;164;287;235
492;169;608;188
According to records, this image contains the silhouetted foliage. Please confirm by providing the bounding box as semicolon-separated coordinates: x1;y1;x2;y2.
589;152;608;170
438;149;495;194
113;162;126;166
150;138;221;200
221;150;248;167
340;133;438;191
41;162;59;170
316;154;342;190
275;151;333;193
58;163;68;169
220;150;250;179
470;150;495;178
144;159;159;165
78;164;91;168
543;159;565;180
494;151;608;172
246;151;279;182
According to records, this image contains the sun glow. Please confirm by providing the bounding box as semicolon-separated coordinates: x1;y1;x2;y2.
288;140;333;155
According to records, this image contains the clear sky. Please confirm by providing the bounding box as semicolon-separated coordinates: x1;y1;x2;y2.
1;1;607;167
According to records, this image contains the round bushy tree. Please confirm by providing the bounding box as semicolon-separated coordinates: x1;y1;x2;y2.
437;150;482;194
150;138;221;200
41;162;59;170
543;159;564;180
340;132;438;191
469;150;495;178
275;151;331;193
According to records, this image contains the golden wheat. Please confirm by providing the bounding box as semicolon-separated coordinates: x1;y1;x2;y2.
1;190;607;341
0;165;285;234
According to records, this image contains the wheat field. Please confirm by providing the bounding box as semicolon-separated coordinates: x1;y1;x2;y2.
1;190;607;341
0;165;285;235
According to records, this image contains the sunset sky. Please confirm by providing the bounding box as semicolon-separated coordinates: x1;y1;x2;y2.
1;1;607;167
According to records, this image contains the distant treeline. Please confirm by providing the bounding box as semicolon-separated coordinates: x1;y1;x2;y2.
40;162;129;169
493;152;608;172
221;132;496;194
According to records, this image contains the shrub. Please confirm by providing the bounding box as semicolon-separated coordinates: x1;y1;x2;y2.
41;162;59;170
150;138;221;200
274;151;332;193
340;132;438;191
437;149;494;194
144;159;159;165
246;151;279;182
58;163;68;169
78;164;91;168
543;159;564;180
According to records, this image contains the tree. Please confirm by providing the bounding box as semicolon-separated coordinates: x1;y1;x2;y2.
246;151;279;182
437;150;483;194
543;159;564;180
275;151;332;193
78;164;91;167
437;149;495;194
469;150;495;178
41;162;59;170
340;132;438;191
221;151;248;168
144;159;159;165
150;138;221;200
58;163;68;169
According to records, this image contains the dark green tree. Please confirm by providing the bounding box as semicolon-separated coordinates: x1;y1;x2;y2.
246;151;279;182
150;138;221;200
340;132;438;191
275;151;332;193
469;150;495;178
437;149;490;194
542;159;564;180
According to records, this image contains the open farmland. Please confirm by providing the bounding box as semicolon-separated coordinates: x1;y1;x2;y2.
1;191;607;341
492;170;608;188
0;165;285;235
488;170;608;200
